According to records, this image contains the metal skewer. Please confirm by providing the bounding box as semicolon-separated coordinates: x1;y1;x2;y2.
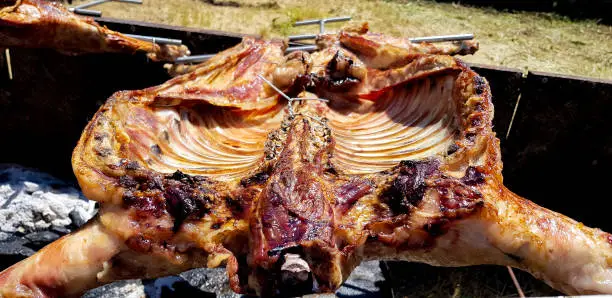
5;49;13;80
174;54;215;64
288;34;318;41
124;34;183;45
258;74;327;117
69;8;102;16
285;45;317;53
175;44;317;64
409;33;474;43
290;32;474;43
70;0;143;16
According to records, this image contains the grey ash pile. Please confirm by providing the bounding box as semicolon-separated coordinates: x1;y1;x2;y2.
0;165;95;267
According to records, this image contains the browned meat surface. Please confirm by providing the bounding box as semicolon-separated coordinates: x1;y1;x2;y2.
1;26;611;298
0;0;189;61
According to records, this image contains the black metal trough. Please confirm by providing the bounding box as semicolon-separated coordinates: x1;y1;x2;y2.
0;18;610;297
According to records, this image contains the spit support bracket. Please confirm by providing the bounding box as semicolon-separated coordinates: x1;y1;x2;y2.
289;16;351;41
69;0;143;17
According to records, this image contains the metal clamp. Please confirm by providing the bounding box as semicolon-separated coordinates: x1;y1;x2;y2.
288;16;351;41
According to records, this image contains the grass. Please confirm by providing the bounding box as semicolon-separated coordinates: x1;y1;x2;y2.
69;0;612;80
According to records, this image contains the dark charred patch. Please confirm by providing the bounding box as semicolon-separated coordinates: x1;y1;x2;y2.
120;170;217;228
93;133;107;141
180;110;190;121
465;132;477;142
471;116;482;127
150;144;162;156
284;74;313;98
423;219;449;237
381;159;440;215
504;252;524;263
474;76;486;95
433;177;484;219
328;51;352;80
447;143;459;155
122;191;166;218
164;181;214;232
211;222;222;230
241;171;270;187
142;175;165;191
306;51;363;93
94;147;112;157
125;161;140;170
161;130;170;142
226;196;245;215
119;175;138;188
168;170;193;184
461;166;486;185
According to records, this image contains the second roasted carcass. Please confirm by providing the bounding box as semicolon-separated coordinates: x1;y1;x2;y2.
1;26;611;297
0;0;189;61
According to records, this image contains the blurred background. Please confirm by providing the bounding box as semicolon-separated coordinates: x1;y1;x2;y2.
65;0;612;80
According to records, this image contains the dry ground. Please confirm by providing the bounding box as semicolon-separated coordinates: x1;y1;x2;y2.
70;0;612;79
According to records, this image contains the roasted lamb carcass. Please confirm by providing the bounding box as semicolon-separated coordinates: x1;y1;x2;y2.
0;0;189;61
1;27;612;298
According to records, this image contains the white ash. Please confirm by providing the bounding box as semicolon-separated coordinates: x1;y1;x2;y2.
82;280;145;298
0;165;96;235
179;267;241;298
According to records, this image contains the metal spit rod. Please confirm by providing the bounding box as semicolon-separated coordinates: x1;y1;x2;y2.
288;34;318;41
175;44;318;64
409;33;474;43
174;54;215;64
124;34;183;46
285;45;317;53
290;32;474;43
75;0;142;9
70;0;143;16
70;8;102;16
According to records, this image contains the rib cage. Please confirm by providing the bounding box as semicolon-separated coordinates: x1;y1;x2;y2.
329;75;458;174
122;104;285;179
